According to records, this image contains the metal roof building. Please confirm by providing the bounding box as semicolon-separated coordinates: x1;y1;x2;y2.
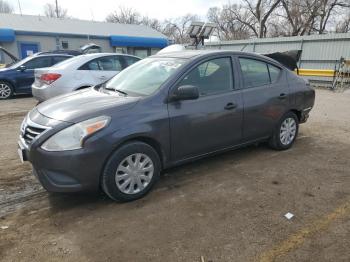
0;13;169;62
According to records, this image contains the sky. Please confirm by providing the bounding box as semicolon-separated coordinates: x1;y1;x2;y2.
14;0;233;21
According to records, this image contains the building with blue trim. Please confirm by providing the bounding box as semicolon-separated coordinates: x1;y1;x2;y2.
0;13;169;63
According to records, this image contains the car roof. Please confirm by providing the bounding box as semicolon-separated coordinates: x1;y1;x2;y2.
34;53;73;57
80;52;140;59
151;49;268;59
151;50;284;67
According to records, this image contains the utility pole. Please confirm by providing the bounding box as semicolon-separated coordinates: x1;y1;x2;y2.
17;0;22;15
55;0;59;18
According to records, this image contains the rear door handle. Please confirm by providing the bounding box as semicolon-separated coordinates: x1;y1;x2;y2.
224;102;237;110
278;93;287;100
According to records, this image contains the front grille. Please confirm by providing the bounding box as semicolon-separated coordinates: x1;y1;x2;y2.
20;117;49;146
23;125;46;145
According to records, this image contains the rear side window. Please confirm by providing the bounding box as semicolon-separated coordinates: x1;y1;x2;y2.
178;57;233;96
99;56;122;71
239;58;270;88
23;57;52;70
79;56;122;71
123;56;140;67
51;56;70;65
268;64;281;82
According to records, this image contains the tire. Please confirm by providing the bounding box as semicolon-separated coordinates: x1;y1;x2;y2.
101;141;161;202
0;81;14;100
269;112;299;150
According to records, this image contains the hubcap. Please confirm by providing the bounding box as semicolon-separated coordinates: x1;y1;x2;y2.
0;83;11;99
280;117;297;145
115;153;154;195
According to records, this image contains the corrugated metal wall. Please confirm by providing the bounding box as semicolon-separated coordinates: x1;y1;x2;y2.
205;33;350;84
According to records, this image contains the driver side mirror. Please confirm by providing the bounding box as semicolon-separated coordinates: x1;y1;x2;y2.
171;85;199;101
18;65;26;72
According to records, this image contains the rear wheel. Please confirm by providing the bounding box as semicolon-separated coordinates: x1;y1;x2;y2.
102;141;161;202
0;81;13;99
269;112;299;150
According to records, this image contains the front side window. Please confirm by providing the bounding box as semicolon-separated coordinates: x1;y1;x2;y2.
178;57;233;96
239;58;270;88
105;58;185;96
23;57;51;69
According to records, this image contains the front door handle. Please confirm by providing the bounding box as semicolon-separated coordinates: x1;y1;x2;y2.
278;93;287;100
224;102;237;110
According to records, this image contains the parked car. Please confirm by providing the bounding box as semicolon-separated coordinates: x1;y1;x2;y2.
0;53;73;99
18;50;315;202
32;53;140;102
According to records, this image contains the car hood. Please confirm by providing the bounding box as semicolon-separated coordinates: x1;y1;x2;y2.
36;88;140;123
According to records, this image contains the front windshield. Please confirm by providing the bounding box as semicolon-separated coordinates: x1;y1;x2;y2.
105;57;185;96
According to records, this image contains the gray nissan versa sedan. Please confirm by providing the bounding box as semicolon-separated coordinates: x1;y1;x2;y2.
18;50;315;202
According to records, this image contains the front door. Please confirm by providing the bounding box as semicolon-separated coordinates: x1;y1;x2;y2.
168;57;243;161
16;56;52;93
238;57;290;142
20;43;39;59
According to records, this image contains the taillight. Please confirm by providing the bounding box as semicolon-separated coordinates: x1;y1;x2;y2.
40;73;61;85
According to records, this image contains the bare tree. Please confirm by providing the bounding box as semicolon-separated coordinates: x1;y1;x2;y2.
106;7;141;24
314;0;350;34
44;2;68;18
140;17;163;32
229;0;282;38
106;7;164;33
279;0;320;36
0;0;13;13
336;11;350;32
207;6;250;40
162;14;199;44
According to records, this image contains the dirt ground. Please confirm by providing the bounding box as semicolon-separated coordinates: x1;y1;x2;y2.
0;90;349;262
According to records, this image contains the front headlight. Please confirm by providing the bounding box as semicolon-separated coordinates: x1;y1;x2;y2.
41;116;110;151
20;114;28;133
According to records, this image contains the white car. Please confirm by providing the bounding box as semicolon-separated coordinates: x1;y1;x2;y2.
32;53;140;102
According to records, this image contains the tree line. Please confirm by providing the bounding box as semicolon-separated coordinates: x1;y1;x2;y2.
1;0;349;43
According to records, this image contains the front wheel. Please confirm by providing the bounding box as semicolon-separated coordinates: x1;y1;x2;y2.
101;141;161;202
269;112;299;150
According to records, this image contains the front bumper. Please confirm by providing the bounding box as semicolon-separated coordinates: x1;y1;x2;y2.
25;143;111;193
18;115;113;192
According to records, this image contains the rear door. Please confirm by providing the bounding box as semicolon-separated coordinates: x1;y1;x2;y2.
238;57;289;142
168;56;243;161
80;56;123;84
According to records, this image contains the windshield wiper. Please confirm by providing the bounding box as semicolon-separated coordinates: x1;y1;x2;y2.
114;89;128;96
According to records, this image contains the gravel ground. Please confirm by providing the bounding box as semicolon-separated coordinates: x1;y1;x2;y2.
0;89;349;262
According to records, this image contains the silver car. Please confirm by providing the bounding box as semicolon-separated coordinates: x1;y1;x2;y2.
32;53;140;102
